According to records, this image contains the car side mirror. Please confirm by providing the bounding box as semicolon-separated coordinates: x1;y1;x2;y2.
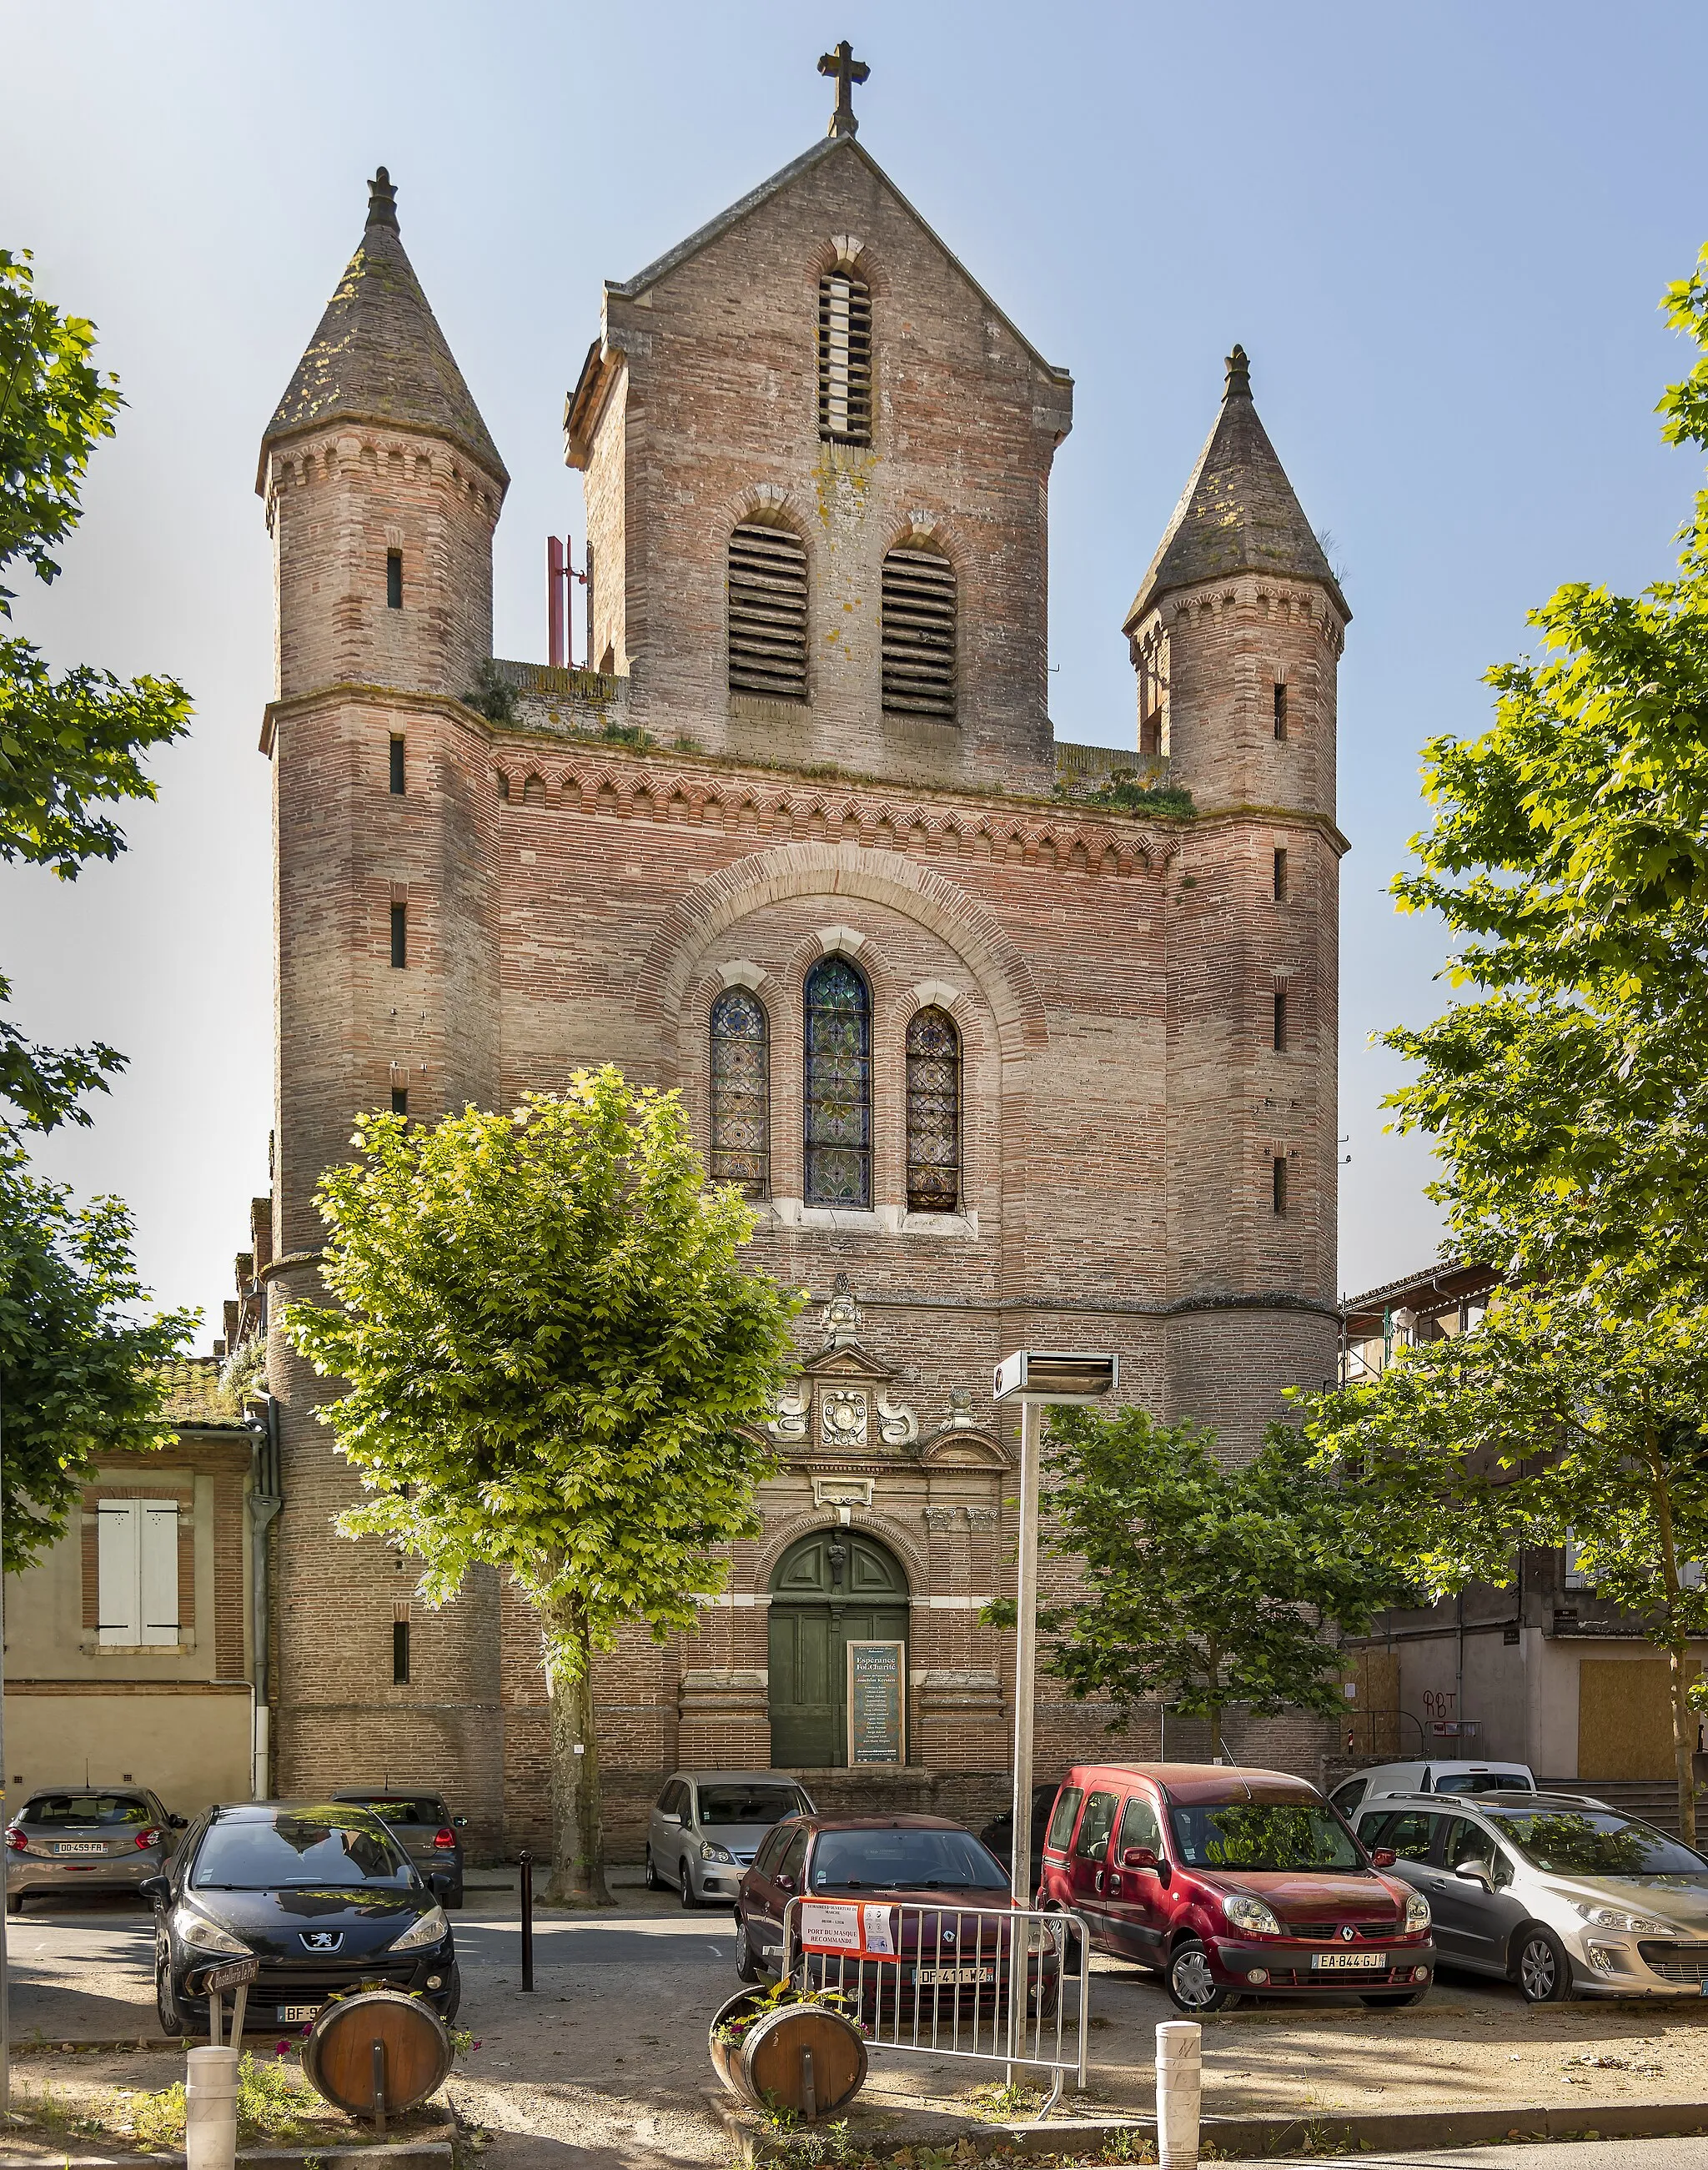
138;1876;171;1908
775;1873;795;1893
429;1871;455;1899
1122;1846;1158;1871
1370;1847;1398;1869
1454;1860;1493;1890
169;1815;188;1830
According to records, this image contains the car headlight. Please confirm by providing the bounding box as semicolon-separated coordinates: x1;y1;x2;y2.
701;1841;736;1865
1568;1901;1665;1933
170;1904;250;1956
1221;1894;1284;1937
1404;1891;1432;1935
389;1904;449;1952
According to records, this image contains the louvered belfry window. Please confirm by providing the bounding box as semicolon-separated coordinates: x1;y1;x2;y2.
709;988;771;1198
906;1007;961;1213
818;269;872;443
882;540;957;721
727;521;809;702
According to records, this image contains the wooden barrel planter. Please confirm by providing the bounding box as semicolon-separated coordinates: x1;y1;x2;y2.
707;1988;771;2102
732;2002;867;2122
302;1992;453;2127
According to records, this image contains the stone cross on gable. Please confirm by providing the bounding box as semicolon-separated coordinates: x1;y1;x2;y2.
817;40;869;138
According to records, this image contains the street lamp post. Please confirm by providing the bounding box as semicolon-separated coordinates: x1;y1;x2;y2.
991;1352;1117;2087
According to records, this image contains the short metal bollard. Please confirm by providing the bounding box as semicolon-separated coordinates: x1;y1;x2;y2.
184;2044;240;2170
1155;2020;1201;2170
519;1847;534;1992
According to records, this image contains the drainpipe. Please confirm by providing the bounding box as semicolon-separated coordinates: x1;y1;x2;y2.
244;1398;283;1798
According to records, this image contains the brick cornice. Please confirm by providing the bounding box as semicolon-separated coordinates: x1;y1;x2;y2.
260;684;494;756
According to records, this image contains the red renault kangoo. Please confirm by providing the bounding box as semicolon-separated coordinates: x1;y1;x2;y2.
1036;1763;1436;2012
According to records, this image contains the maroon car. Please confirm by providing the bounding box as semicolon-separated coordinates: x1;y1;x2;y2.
1037;1762;1436;2012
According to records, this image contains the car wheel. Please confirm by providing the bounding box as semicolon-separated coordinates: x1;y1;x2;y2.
678;1862;696;1907
156;1949;188;2037
1041;1904;1083;1973
644;1848;661;1891
1166;1938;1231;2014
735;1916;763;1983
1361;1991;1428;2007
5;1894;21;1916
446;1882;464;1911
1515;1926;1574;2004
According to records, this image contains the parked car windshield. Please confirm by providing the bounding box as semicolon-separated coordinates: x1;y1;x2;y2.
339;1797;445;1826
191;1811;413;1889
1432;1774;1532;1796
1170;1801;1362;1872
1488;1809;1708;1877
811;1828;1008;1891
698;1786;807;1826
23;1794;150;1827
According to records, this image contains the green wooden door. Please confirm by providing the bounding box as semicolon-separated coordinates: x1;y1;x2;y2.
768;1530;909;1768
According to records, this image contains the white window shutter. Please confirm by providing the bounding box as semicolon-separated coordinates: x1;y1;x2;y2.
140;1502;180;1645
98;1502;141;1644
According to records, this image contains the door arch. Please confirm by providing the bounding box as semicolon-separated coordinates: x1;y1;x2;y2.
768;1528;909;1769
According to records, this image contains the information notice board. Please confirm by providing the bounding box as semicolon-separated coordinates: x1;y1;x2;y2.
846;1639;905;1766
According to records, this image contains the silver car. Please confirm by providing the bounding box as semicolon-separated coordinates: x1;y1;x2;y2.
646;1771;814;1906
1356;1788;1708;2001
6;1786;185;1912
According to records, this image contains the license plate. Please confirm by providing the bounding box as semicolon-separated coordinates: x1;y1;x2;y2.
277;2005;322;2023
913;1966;996;1985
56;1843;105;1856
1310;1951;1386;1971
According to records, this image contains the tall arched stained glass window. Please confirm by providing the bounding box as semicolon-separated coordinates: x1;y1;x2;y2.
906;1007;961;1212
804;957;871;1208
709;989;770;1198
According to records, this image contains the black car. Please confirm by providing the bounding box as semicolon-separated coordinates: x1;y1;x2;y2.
978;1782;1062;1905
147;1800;460;2035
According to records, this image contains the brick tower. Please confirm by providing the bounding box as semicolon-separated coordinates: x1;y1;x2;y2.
257;168;510;1832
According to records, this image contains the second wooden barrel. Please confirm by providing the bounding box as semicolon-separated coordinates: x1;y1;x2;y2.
734;2002;867;2121
302;1991;452;2122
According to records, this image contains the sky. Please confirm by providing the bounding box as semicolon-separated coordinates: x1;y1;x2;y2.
3;0;1705;1344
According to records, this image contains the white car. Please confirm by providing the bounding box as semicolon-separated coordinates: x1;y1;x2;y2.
1331;1760;1537;1821
645;1771;814;1906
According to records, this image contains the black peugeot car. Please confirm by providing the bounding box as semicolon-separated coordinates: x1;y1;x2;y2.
147;1800;460;2034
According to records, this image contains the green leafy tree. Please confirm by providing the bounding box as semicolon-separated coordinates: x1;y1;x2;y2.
987;1407;1407;1761
1382;245;1708;1300
1;245;191;1133
1304;1283;1708;1844
0;1143;196;1571
283;1071;804;1906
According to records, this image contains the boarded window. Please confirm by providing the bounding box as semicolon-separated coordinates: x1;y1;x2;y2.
817;270;872;443
709;989;771;1198
905;1007;960;1212
804;957;871;1208
98;1500;179;1645
727;523;808;702
882;542;956;721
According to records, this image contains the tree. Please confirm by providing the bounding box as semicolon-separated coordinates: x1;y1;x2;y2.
282;1071;804;1906
0;1143;196;1571
1381;245;1708;1302
1;245;191;1133
1304;1283;1708;1845
986;1406;1408;1761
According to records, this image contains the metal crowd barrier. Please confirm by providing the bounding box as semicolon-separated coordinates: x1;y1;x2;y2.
781;1896;1091;2117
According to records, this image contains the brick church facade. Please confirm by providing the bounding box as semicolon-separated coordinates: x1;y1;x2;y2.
257;79;1349;1856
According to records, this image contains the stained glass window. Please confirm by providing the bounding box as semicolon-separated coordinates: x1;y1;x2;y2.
906;1007;960;1212
804;957;871;1208
710;989;770;1198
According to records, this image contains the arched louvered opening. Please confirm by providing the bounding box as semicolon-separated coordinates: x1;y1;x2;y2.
709;988;770;1198
882;540;957;721
818;269;872;444
804;956;871;1208
728;521;808;702
905;1007;961;1212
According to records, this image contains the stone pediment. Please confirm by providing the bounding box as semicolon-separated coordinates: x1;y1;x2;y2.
798;1339;896;1384
918;1424;1008;1468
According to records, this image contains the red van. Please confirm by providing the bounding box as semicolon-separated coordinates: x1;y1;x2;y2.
1036;1762;1436;2012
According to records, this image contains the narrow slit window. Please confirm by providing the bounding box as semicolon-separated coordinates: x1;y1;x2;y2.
804;956;872;1208
817;269;872;444
882;540;957;721
727;522;808;702
386;550;404;610
906;1007;961;1212
390;902;407;968
1273;846;1288;901
709;989;771;1198
389;736;405;794
1273;1156;1289;1215
393;1619;410;1685
1273;988;1288;1052
391;1087;409;1118
1273;682;1288;740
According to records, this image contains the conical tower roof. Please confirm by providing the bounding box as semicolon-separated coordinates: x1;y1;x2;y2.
1124;348;1344;628
260;168;507;490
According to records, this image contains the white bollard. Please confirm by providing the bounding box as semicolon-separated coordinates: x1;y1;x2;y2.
1155;2019;1202;2170
185;2045;241;2170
